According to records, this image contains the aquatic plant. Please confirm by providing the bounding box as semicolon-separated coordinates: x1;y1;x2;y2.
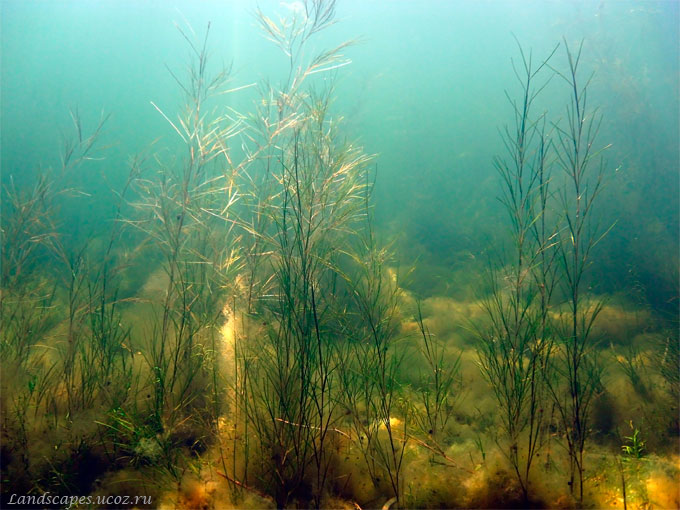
544;39;612;504
0;108;141;501
338;215;405;505
614;342;650;399
240;125;354;507
120;21;245;486
414;301;461;440
0;173;59;366
1;108;107;364
616;421;650;510
653;332;680;430
621;422;645;459
476;40;558;503
231;2;376;507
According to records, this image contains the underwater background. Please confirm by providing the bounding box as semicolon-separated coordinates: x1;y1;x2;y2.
1;0;678;508
3;0;678;314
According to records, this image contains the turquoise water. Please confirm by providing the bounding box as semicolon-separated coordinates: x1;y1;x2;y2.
3;0;677;311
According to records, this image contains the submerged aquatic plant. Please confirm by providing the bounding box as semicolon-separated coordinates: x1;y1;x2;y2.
476;39;558;503
614;342;651;398
242;120;371;507
338;214;406;504
230;1;385;508
544;39;612;504
479;37;615;506
654;333;680;427
414;301;461;440
621;422;646;460
0;108;142;500
117;21;245;485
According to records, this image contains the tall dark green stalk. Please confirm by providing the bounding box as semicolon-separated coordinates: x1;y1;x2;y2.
477;40;558;502
345;241;405;505
242;102;369;508
335;173;406;505
546;39;611;503
234;2;372;507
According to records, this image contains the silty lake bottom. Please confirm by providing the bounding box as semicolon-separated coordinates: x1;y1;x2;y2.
1;1;678;508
